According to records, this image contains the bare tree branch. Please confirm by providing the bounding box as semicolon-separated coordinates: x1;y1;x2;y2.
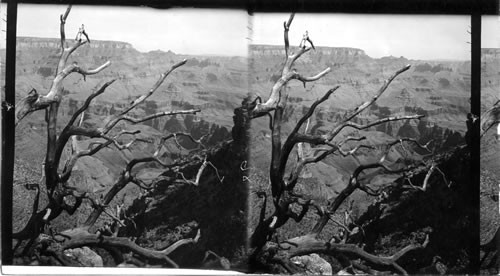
251;18;331;117
160;229;201;256
100;59;188;134
330;114;424;139
337;64;411;125
106;109;200;131
338;144;375;157
294;68;331;88
16;7;111;125
59;5;72;50
284;13;295;56
59;232;199;268
292;87;340;137
272;233;428;275
337;136;367;147
310;160;421;236
480;104;500;138
65;79;117;129
82;134;208;228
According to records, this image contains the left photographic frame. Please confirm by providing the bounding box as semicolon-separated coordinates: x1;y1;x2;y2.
6;3;249;271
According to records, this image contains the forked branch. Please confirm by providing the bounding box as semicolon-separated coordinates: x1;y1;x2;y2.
251;15;331;117
16;5;111;125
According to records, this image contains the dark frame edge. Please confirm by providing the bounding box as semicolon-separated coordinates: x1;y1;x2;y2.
469;13;481;274
2;0;17;266
4;0;499;15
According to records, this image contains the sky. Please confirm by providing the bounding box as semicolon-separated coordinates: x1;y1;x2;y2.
7;5;497;60
15;4;248;56
252;13;471;61
482;16;500;48
0;4;5;47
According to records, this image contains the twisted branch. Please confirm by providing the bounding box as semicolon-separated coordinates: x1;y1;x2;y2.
58;230;201;268
100;59;188;134
275;233;429;275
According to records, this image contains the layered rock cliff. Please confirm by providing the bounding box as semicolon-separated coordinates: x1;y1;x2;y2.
251;44;369;63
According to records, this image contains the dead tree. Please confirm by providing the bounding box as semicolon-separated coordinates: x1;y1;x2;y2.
13;6;210;267
481;101;500;138
248;14;438;274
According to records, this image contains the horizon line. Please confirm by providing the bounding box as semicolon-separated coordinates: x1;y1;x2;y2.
250;43;471;62
9;36;476;62
13;36;248;58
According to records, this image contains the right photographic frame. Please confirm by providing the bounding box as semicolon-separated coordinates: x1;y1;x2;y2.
480;15;500;275
247;13;474;274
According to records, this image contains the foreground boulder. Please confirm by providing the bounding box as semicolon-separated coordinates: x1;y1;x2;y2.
291;253;332;275
63;246;103;267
